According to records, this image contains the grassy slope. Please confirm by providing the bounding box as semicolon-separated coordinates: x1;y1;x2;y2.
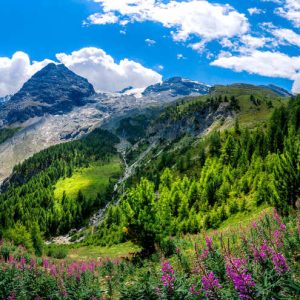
67;241;140;260
54;157;121;201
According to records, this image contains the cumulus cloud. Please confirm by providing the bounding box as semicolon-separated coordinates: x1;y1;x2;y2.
248;7;265;15
275;0;300;27
0;52;53;97
85;12;118;25
56;47;162;92
271;28;300;46
88;0;249;45
211;51;300;93
145;38;156;46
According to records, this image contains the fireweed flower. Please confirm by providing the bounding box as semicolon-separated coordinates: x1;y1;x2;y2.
161;261;176;290
273;209;282;225
50;265;57;277
271;251;289;274
42;258;49;269
279;224;286;231
20;257;26;269
251;221;257;229
205;237;213;251
201;272;222;299
190;283;201;296
226;258;255;300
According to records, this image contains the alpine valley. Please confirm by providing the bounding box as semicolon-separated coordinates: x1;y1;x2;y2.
0;63;299;300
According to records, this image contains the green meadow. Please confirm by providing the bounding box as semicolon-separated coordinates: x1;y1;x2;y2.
54;156;121;201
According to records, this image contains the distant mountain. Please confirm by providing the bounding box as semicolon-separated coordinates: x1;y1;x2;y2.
260;84;292;97
0;64;292;183
0;63;95;125
143;77;211;98
210;83;290;98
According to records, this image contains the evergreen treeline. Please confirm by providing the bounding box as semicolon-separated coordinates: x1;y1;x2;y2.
0;129;120;244
89;97;300;252
0;127;19;144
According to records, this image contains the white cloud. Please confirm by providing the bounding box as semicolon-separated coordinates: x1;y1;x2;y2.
271;28;300;46
261;0;282;3
177;54;186;60
145;38;156;46
276;0;300;27
88;0;249;45
239;35;268;52
248;7;265;15
86;12;118;25
0;52;52;97
56;47;162;92
211;50;300;93
220;35;270;53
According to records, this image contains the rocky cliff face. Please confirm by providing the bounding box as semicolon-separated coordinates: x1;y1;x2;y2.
0;63;95;125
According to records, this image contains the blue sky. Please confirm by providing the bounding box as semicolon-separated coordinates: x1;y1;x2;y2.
0;0;299;96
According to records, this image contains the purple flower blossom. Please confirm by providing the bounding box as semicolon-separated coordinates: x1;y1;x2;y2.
20;257;26;268
273;209;282;225
205;237;213;251
161;261;176;290
226;258;256;300
7;295;15;300
50;265;57;277
201;272;222;299
190;283;201;296
279;224;286;231
271;251;289;274
42;258;49;269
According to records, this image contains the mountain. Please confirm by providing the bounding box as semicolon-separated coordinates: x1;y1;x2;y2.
0;64;292;184
142;77;211;98
260;84;292;97
0;63;95;125
0;95;11;106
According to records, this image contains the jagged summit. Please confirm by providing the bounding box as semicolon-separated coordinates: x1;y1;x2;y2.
142;76;211;97
0;63;95;125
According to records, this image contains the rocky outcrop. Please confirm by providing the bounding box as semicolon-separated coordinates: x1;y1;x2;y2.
148;102;234;141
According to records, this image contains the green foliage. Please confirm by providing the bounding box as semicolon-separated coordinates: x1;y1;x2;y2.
94;97;300;251
0;129;120;239
0;127;19;144
4;223;34;252
47;245;68;259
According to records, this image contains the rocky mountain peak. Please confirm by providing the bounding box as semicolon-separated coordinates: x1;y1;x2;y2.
1;63;95;125
142;76;211;98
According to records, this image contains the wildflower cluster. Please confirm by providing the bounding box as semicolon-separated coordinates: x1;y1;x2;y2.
161;261;176;290
226;258;255;300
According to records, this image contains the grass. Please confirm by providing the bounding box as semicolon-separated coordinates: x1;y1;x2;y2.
237;96;287;128
67;241;140;260
54;157;121;201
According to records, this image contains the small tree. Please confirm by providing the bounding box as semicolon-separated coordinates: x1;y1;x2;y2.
31;222;44;256
122;179;163;255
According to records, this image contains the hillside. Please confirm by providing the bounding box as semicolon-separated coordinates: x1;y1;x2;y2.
0;83;299;299
0;129;121;241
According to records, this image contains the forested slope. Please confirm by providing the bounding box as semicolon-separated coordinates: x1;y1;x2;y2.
88;96;300;253
0;129;120;248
